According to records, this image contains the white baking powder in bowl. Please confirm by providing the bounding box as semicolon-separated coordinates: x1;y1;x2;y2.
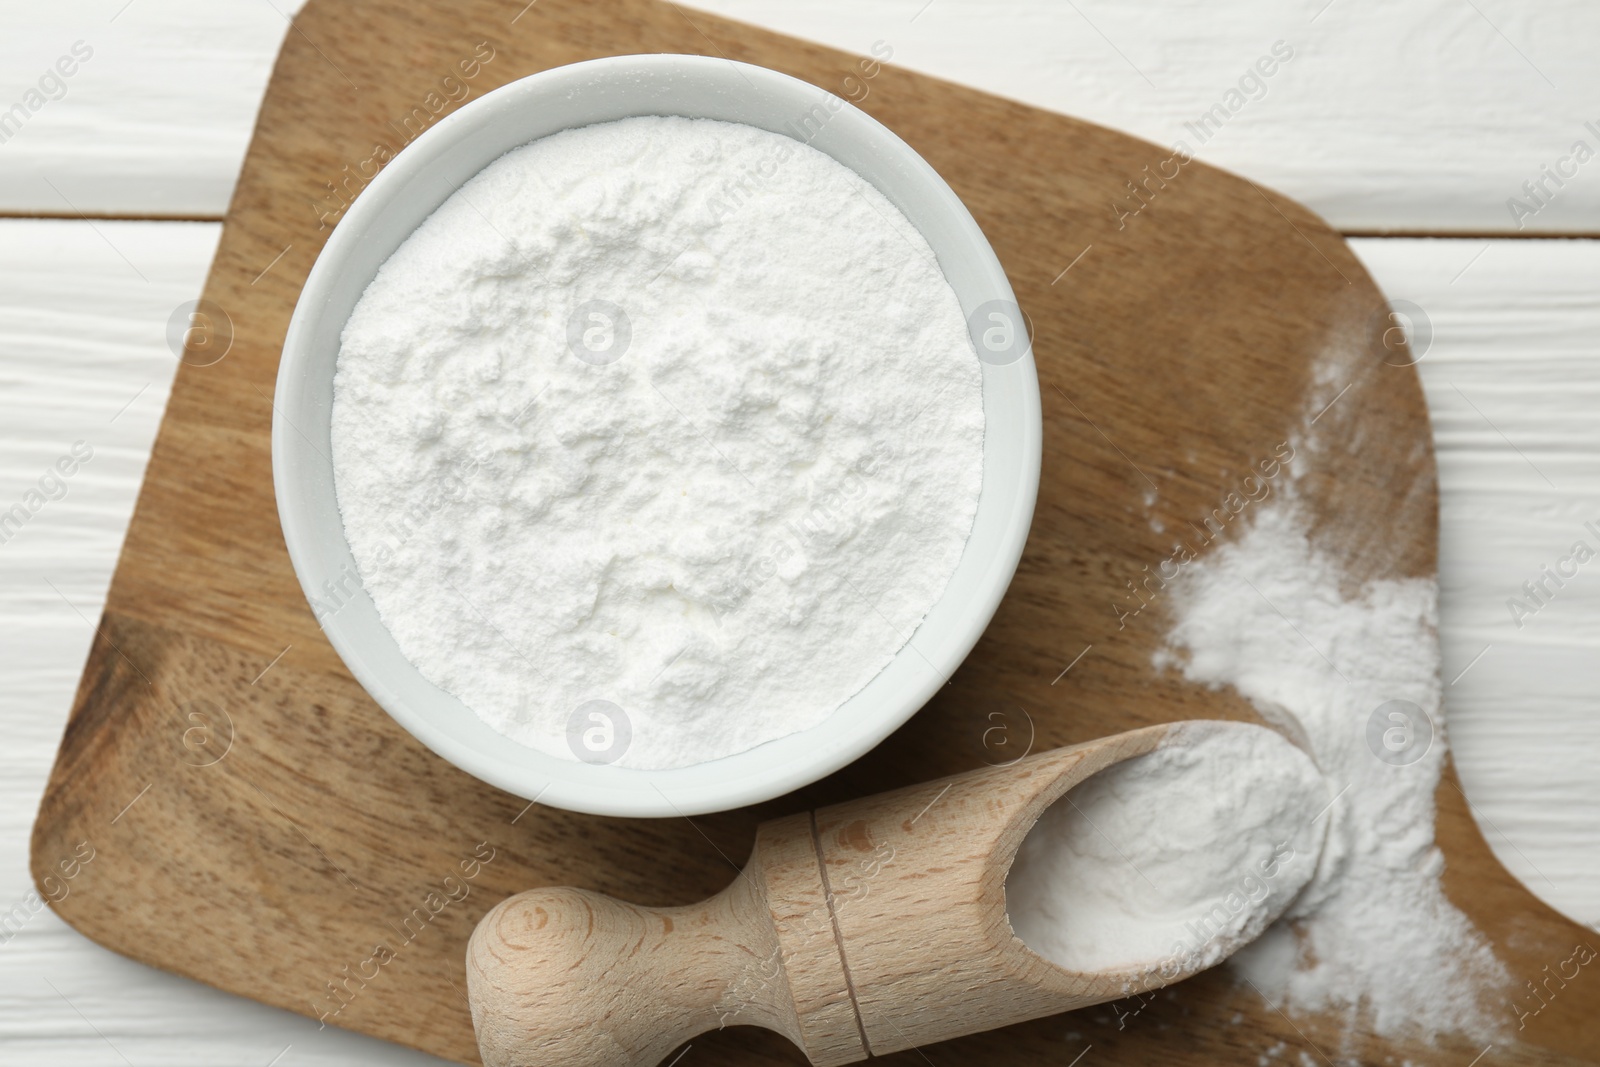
329;116;984;770
1006;720;1329;977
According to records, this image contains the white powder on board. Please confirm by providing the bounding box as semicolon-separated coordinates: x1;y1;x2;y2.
1007;720;1329;977
1155;481;1510;1040
330;116;984;770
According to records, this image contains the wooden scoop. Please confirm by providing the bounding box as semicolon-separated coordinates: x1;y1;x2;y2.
466;722;1276;1066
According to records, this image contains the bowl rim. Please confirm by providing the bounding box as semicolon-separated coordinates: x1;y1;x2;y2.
273;52;1042;817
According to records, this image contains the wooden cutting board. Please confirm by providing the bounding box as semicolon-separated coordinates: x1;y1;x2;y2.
30;1;1598;1064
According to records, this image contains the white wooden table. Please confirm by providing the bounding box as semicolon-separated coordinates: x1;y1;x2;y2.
2;1;1596;1062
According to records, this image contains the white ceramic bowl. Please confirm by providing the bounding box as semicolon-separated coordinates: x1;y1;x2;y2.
273;54;1041;817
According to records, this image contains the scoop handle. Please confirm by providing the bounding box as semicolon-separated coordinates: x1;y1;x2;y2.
466;875;790;1067
465;726;1178;1067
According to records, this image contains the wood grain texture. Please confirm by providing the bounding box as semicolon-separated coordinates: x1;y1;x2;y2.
806;727;1176;1056
11;0;1600;234
467;811;853;1067
0;1;307;216
1350;238;1600;931
689;0;1600;236
25;2;1599;1066
0;217;451;1067
466;727;1177;1067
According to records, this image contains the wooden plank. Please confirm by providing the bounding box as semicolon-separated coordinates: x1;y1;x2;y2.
7;1;1600;233
0;1;307;217
0;217;450;1066
1351;236;1600;930
689;0;1600;235
22;2;1600;1066
0;219;213;939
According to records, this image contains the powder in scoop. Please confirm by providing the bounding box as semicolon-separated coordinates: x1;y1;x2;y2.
1007;720;1328;977
330;116;984;770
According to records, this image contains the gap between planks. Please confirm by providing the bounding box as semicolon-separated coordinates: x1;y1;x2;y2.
2;213;1600;242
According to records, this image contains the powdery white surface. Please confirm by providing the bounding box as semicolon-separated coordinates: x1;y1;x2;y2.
331;116;984;770
1156;494;1511;1041
1007;720;1328;977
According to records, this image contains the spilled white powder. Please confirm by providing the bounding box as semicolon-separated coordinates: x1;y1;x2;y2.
1007;720;1328;976
331;116;984;770
1156;492;1511;1040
